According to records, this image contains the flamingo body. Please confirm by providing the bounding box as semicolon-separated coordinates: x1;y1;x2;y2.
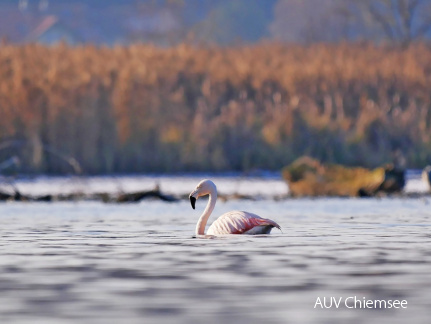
206;211;280;235
189;179;281;236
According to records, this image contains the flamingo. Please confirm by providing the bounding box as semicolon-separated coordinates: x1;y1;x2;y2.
189;179;281;236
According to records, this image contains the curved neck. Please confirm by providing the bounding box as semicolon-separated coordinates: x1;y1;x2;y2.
195;187;217;235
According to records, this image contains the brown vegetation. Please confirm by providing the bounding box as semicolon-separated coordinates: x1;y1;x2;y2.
282;156;405;197
0;42;431;174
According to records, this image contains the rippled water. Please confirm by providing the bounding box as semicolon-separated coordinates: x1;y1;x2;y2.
1;195;431;324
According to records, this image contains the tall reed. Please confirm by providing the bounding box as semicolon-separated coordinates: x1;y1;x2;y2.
0;42;430;173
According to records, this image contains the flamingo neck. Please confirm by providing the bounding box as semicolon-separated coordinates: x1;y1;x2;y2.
195;186;217;235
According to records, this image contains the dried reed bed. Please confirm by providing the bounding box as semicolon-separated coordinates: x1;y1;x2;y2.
0;42;430;173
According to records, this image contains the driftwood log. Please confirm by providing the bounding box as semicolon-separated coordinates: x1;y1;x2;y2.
0;185;178;203
116;187;177;203
0;190;52;202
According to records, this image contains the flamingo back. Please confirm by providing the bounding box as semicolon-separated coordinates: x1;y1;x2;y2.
206;211;281;235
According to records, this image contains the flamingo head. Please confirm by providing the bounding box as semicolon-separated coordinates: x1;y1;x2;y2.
189;179;216;209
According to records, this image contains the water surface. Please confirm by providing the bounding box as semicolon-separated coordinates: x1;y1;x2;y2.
1;196;430;324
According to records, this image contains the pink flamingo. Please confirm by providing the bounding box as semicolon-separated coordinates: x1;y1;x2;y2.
189;179;281;235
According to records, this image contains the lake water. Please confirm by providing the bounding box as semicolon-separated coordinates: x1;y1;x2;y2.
1;175;431;323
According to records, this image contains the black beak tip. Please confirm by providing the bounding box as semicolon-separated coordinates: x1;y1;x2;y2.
189;196;196;209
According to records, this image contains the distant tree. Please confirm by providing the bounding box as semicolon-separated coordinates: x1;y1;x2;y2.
270;0;431;45
341;0;431;46
270;0;359;43
191;0;277;44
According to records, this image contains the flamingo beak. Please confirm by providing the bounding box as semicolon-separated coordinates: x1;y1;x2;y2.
189;196;196;209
